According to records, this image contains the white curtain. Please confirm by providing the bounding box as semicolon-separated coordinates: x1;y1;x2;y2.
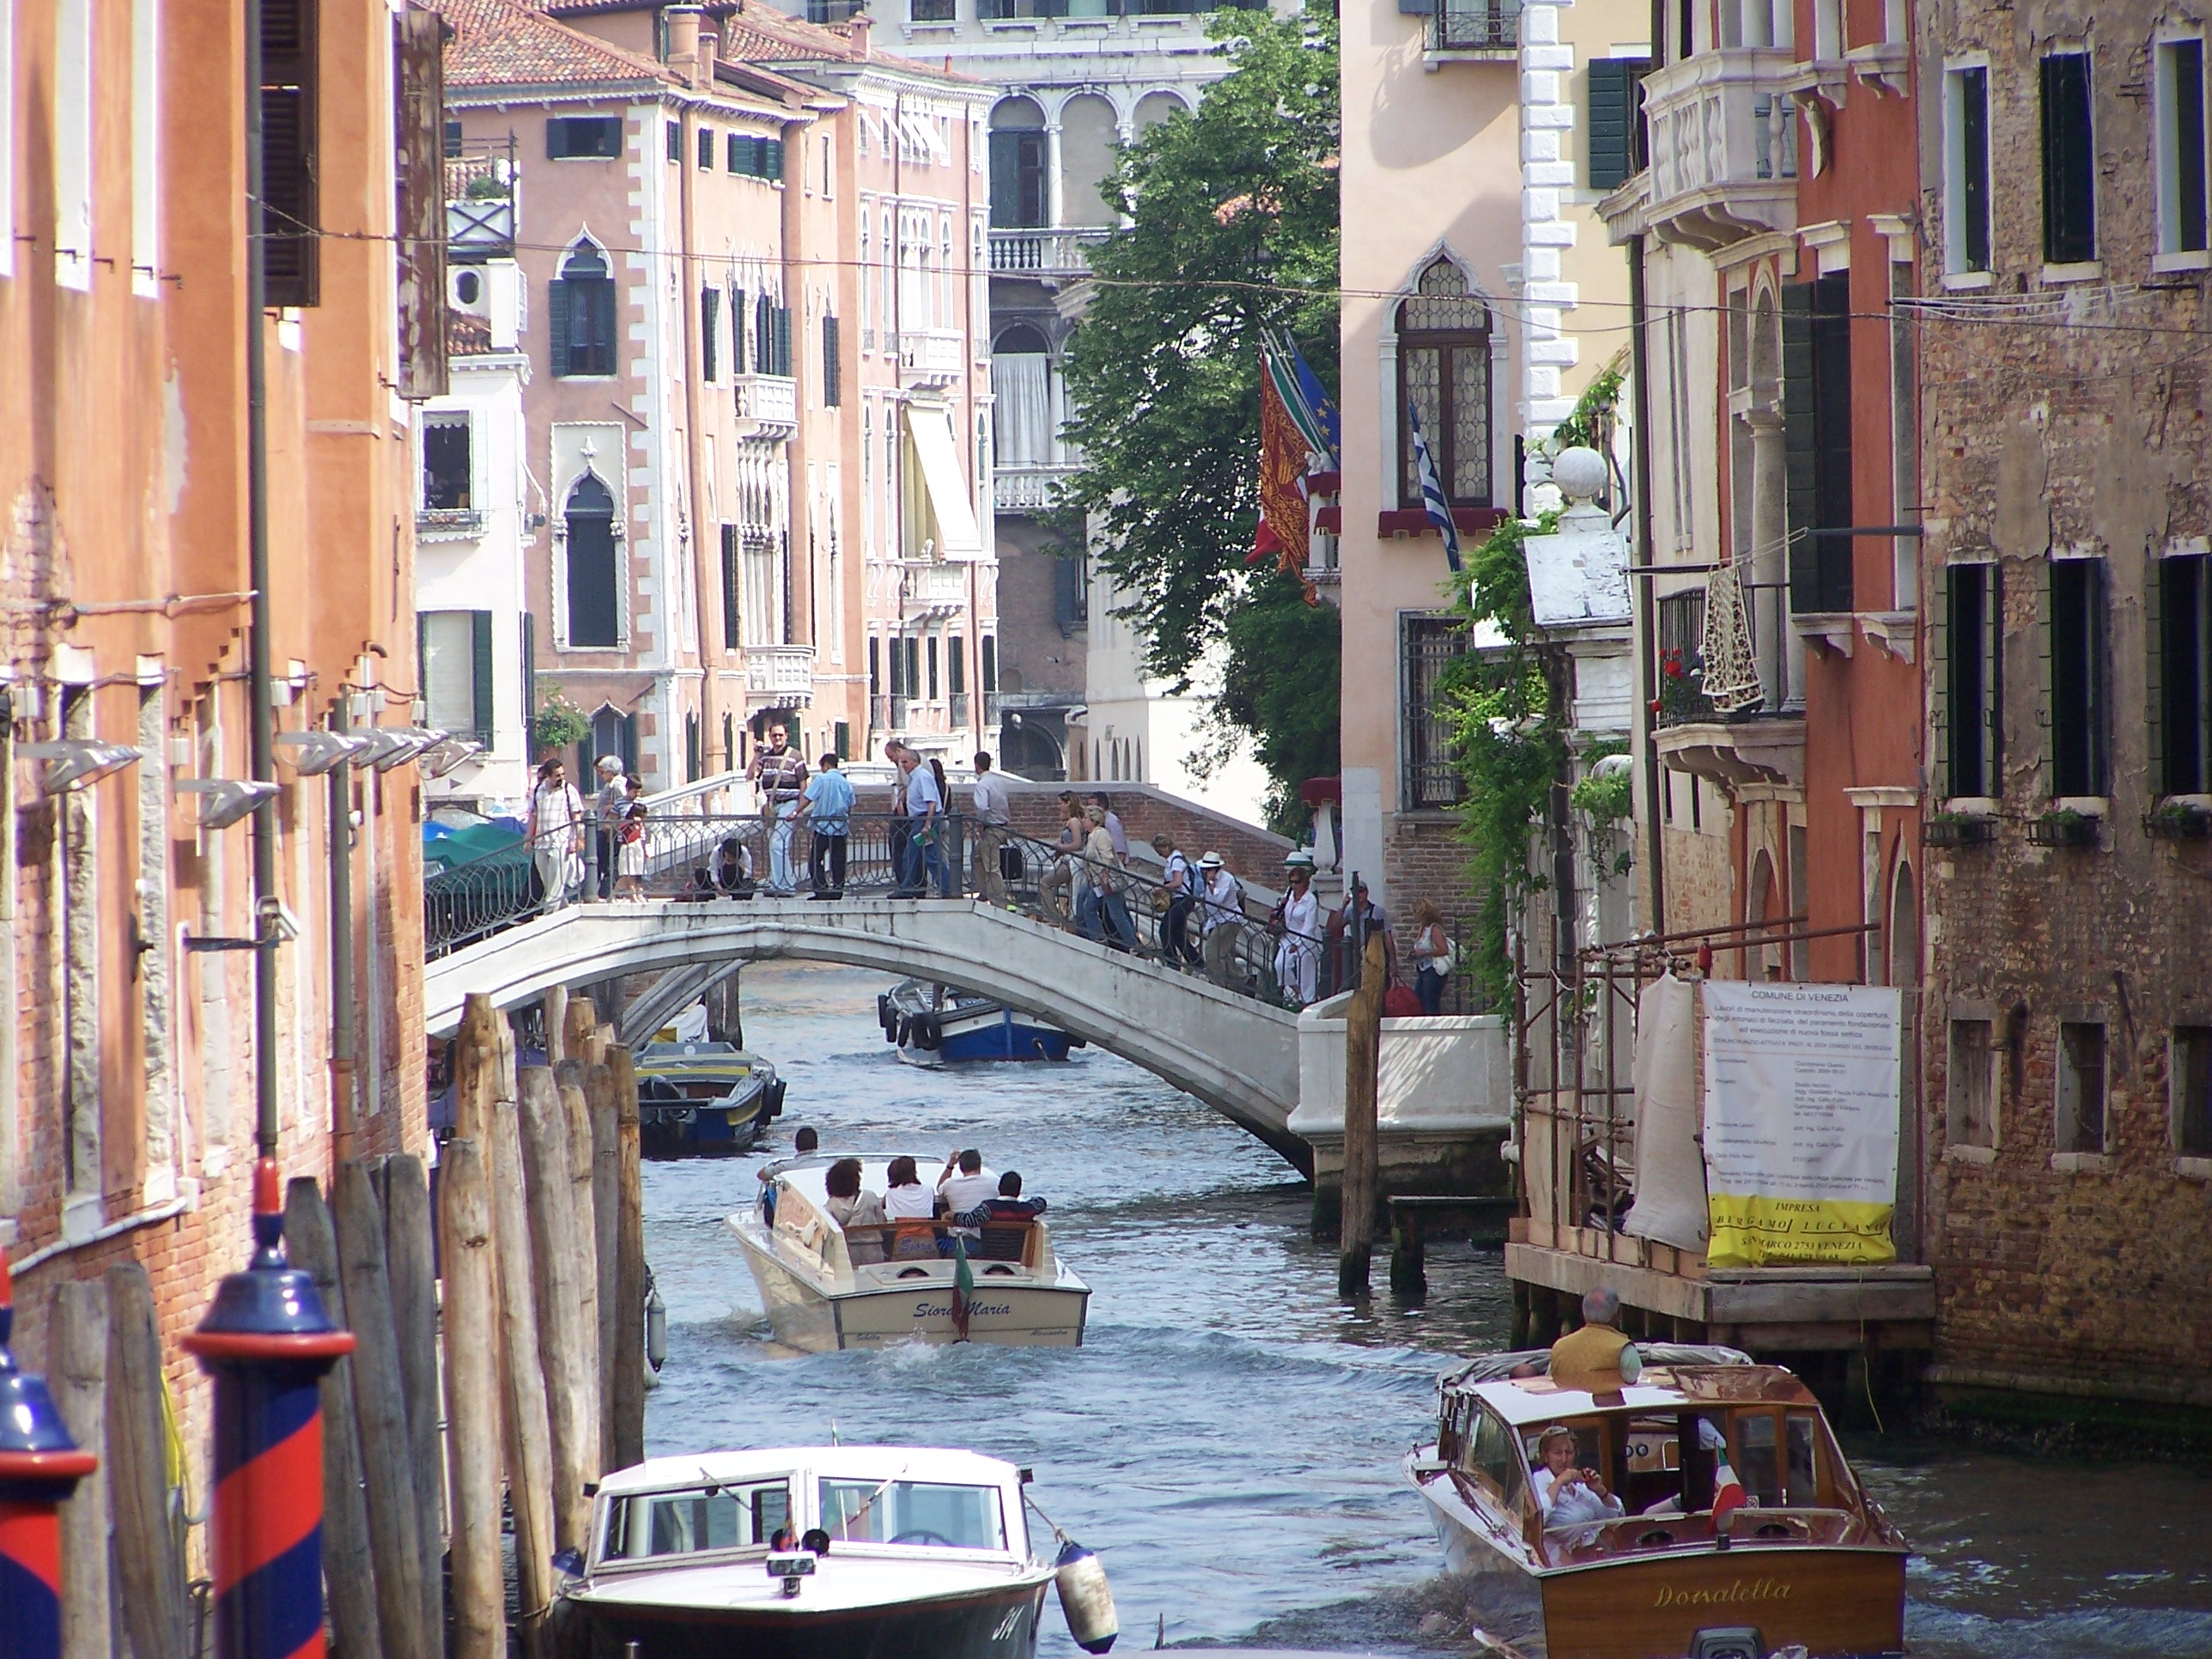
992;353;1052;468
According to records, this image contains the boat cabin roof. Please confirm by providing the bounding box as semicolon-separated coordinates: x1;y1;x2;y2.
760;1152;937;1207
598;1444;1024;1499
635;1040;759;1073
1455;1363;1820;1428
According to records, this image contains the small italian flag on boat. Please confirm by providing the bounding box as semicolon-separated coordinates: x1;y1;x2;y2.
951;1237;974;1342
1711;1455;1747;1522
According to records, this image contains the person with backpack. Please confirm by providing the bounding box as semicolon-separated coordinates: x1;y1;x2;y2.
1152;834;1200;967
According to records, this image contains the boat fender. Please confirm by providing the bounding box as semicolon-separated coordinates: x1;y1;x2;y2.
769;1079;788;1118
878;993;895;1031
910;1012;943;1051
646;1283;667;1373
895;1015;912;1047
1053;1540;1118;1655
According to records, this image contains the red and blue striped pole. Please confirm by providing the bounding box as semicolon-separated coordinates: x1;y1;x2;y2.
0;1252;98;1659
183;1158;355;1659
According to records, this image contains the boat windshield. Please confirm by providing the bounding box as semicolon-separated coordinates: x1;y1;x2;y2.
817;1478;1007;1551
603;1480;791;1560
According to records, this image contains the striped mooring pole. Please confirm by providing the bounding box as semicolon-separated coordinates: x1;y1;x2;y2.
0;1250;99;1659
184;1158;356;1659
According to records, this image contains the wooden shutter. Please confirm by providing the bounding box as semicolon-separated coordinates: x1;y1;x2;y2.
394;7;448;399
1930;562;1951;791
1587;59;1650;191
1781;284;1820;610
471;611;495;742
262;0;320;307
2040;53;2096;264
732;288;747;373
1809;275;1854;611
698;126;714;169
520;613;536;751
775;307;793;378
546;117;571;159
721;525;741;650
823;315;842;406
588;278;617;374
701;287;719;382
1960;68;1990;269
668;119;682;163
766;139;786;181
546;277;572;375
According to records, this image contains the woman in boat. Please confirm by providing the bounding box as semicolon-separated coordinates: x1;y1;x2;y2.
1532;1425;1623;1539
822;1157;889;1265
881;1155;936;1219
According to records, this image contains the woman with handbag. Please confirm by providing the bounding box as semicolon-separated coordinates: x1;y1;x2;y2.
1409;898;1454;1016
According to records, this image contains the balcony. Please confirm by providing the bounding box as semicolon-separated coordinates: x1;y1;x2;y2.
895;329;966;389
1640;48;1799;249
993;463;1077;516
988;228;1109;281
1651;563;1801;787
901;560;967;620
1430;0;1518;55
744;643;816;706
415;507;486;542
732;374;798;441
446;155;515;256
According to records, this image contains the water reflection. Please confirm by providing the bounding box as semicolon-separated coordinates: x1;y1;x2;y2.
641;963;2212;1656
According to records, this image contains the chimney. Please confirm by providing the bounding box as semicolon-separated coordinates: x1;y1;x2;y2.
697;30;718;86
666;5;703;81
847;8;870;56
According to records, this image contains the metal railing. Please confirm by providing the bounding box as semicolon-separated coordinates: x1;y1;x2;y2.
422;810;1306;1005
1433;0;1518;52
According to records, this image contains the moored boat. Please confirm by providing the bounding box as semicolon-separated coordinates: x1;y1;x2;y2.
633;1039;786;1158
728;1152;1089;1351
1406;1346;1908;1659
550;1444;1117;1658
879;979;1080;1064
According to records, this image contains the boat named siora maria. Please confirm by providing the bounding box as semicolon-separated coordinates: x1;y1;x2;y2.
550;1444;1120;1659
1406;1346;1908;1659
879;980;1081;1064
729;1153;1090;1351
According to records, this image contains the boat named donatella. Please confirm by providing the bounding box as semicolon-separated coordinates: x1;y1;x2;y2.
1407;1347;1908;1659
550;1444;1119;1659
729;1153;1089;1351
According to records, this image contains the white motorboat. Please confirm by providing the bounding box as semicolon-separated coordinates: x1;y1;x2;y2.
550;1444;1120;1658
728;1153;1090;1351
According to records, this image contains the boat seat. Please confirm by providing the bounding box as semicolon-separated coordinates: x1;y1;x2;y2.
890;1224;939;1261
975;1220;1035;1264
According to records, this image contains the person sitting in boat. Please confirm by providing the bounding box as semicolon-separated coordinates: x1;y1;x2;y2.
757;1127;820;1226
936;1149;1000;1242
823;1157;889;1265
1532;1425;1623;1538
1547;1286;1634;1394
955;1171;1048;1261
883;1156;936;1218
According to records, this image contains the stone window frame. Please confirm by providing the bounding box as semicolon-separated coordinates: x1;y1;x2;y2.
1377;242;1509;519
2171;1022;2212;1172
2153;27;2212;270
2051;1007;2112;1170
1942;999;1998;1162
1940;52;1993;286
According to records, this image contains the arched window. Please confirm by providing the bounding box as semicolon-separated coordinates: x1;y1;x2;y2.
988;98;1047;228
1133;90;1186;132
992;324;1053;469
550;241;617;378
1058;94;1118;229
1396;258;1492;509
564;472;621;647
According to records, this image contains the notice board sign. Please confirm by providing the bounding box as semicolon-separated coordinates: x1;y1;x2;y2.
1702;981;1902;1267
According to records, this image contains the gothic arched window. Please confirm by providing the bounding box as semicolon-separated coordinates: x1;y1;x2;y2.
1396;258;1492;508
550;241;617;378
563;472;620;647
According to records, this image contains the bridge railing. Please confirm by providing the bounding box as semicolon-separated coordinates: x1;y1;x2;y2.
422;810;1310;1006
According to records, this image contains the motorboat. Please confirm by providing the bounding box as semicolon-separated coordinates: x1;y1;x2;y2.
550;1444;1120;1658
727;1153;1090;1351
633;1039;786;1158
879;979;1081;1064
1406;1346;1908;1659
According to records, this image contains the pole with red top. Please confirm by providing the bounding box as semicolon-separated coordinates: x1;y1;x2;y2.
0;1253;99;1659
182;1158;356;1659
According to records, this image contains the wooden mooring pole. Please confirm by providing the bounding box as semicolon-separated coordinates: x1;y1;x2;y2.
439;1136;503;1659
50;1278;112;1659
611;1041;647;1470
520;1064;597;1552
588;1030;621;1474
490;1020;557;1659
1339;933;1386;1299
103;1262;185;1659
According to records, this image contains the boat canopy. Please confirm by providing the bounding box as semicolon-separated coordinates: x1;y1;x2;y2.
1446;1358;1820;1430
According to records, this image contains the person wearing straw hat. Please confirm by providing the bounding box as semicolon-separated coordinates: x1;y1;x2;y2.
1272;851;1322;1006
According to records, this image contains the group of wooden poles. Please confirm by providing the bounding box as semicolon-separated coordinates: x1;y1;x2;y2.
307;988;649;1659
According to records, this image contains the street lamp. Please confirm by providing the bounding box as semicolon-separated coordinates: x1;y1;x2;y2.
420;737;483;778
275;730;373;776
354;727;438;772
178;778;284;830
16;740;142;793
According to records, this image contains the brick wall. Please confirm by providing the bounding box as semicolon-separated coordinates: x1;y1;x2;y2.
1917;0;2212;1403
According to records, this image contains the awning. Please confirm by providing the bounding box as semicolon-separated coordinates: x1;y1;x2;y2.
905;404;984;560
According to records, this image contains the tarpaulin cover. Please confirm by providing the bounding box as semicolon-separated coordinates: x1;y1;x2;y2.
1622;972;1708;1251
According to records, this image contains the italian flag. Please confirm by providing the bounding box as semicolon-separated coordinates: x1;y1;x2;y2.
951;1237;974;1342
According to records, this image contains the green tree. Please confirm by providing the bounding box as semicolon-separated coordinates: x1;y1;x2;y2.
1056;1;1339;826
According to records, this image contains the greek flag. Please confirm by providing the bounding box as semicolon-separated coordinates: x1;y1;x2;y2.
1407;401;1462;573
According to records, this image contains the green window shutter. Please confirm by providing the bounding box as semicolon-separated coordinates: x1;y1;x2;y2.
732;289;747;373
547;278;572;377
416;611;430;703
775;307;793;378
1930;564;1950;792
546;117;570;160
1984;561;2004;789
2037;557;2056;799
1780;285;1819;611
471;611;495;742
2148;549;2167;795
767;139;786;181
1587;60;1644;191
823;315;842;406
520;612;536;757
722;525;741;650
2040;53;2097;264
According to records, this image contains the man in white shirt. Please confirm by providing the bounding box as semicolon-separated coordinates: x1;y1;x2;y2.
936;1149;1000;1239
970;750;1013;904
896;750;946;895
748;720;809;896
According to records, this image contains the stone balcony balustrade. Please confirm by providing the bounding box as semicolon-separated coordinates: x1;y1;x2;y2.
1639;47;1799;248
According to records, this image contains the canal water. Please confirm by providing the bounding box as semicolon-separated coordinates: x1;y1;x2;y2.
641;963;2212;1656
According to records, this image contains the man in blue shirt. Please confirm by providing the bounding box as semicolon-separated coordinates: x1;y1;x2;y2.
798;751;856;899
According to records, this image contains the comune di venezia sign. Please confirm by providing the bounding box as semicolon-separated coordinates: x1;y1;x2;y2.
1700;981;1902;1267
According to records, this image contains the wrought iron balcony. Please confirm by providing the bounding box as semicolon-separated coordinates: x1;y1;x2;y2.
1640;48;1798;248
1431;0;1518;53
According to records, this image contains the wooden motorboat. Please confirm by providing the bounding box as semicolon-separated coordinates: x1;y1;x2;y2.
550;1445;1113;1659
879;979;1080;1064
633;1039;786;1158
1406;1347;1907;1659
728;1153;1090;1352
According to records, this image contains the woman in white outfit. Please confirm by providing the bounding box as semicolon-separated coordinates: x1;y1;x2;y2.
1272;854;1322;1006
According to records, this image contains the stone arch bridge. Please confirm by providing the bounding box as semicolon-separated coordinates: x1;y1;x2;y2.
422;897;1309;1170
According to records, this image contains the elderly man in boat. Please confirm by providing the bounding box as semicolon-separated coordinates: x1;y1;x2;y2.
1547;1285;1635;1393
